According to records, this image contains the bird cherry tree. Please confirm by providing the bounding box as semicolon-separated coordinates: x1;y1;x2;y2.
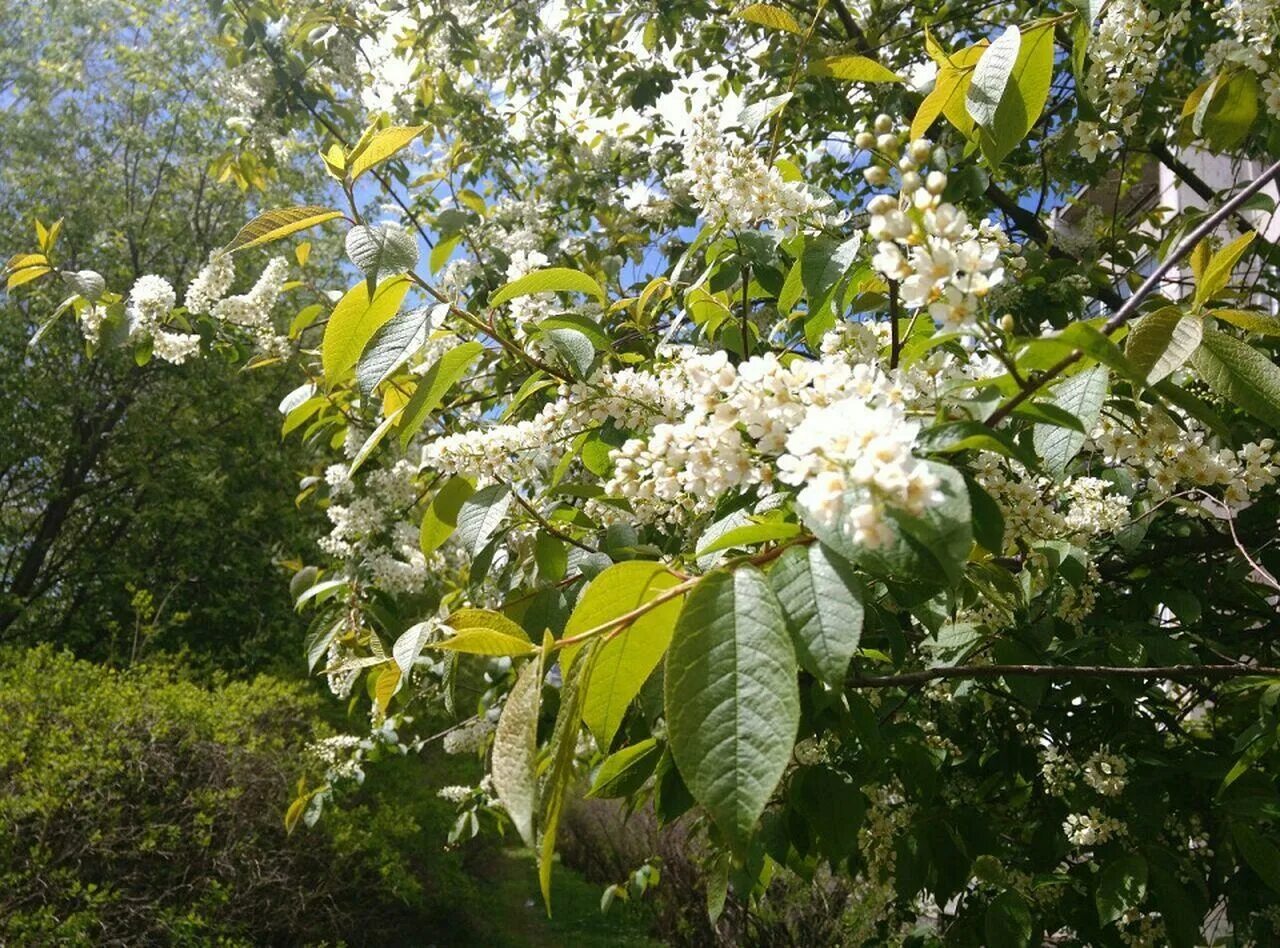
9;0;1280;941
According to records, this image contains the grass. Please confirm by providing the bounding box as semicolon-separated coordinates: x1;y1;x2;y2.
480;849;662;948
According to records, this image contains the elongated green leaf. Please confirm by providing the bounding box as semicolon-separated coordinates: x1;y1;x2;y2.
429;627;537;656
696;521;801;556
1211;308;1280;335
540;640;597;912
665;567;799;845
1232;822;1280;895
1125;306;1203;384
345;222;419;283
1191;328;1280;427
421;476;476;553
1199;70;1258;151
347;405;405;476
322;276;411;382
1096;854;1148;925
454;483;511;555
770;543;864;687
735;3;801;32
1196;231;1256;306
985;891;1033;948
588;738;663;798
1033;365;1108;476
398;340;484;445
912;66;966;140
966;26;1020;130
224;206;343;253
449;607;531;642
561;562;685;749
977;23;1054;166
357;305;435;396
392;621;436;677
545;327;595;378
810;55;903;83
348;125;426;182
491;656;543;847
490;267;604;307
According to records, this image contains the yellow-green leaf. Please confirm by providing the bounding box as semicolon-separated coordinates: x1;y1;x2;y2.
420;476;476;553
348;125;427;183
490;267;605;307
321;276;411;382
1195;231;1256;306
735;3;801;33
560;562;686;749
809;55;903;84
429;628;539;657
449;607;531;642
224;206;344;253
1124;306;1203;385
7;265;51;290
1210;309;1280;335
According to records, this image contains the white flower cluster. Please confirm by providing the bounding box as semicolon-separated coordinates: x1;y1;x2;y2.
1062;477;1131;536
675;109;827;231
324;639;360;699
778;400;939;549
603;346;938;546
321;459;436;595
125;274;202;365
184;252;236;315
308;733;366;784
420;363;684;485
1063;807;1124;847
1093;405;1280;510
1206;0;1280;116
1083;749;1129;797
861;128;1014;333
211;256;291;354
1075;0;1189;161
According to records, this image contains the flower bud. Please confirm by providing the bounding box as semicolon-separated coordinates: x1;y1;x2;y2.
925;170;948;195
874;113;894;133
862;166;889;187
854;131;876;149
908;138;933;163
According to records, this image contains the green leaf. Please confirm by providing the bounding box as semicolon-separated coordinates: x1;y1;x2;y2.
805;461;971;588
1033;365;1108;476
1231;822;1280;895
540;640;598;913
348;125;426;183
490;267;605;307
392;621;436;677
1191;329;1280;428
224;206;344;253
346;405;405;476
429;627;537;657
1210;308;1280;335
1124;306;1203;385
1096;854;1148;925
985;890;1033;948
966;26;1020;130
561;562;686;749
1200;70;1259;151
492;655;544;847
357;305;435;396
344;223;419;283
1009;401;1086;432
966;476;1006;554
809;55;903;83
421;476;476;553
918;420;1037;467
977;24;1055;166
912;66;967;140
322;276;411;383
398;340;485;445
588;738;663;798
535;532;568;581
455;483;511;555
449;607;531;642
1195;231;1256;306
769;543;864;687
545;327;595;378
665;567;799;846
735;3;801;33
696;521;801;556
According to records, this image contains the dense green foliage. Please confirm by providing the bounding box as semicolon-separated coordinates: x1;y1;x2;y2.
0;646;489;944
9;0;1280;943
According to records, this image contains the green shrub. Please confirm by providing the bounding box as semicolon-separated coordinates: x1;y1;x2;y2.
0;646;485;945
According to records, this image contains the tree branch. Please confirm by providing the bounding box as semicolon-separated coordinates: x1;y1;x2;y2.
850;663;1280;688
986;158;1280;427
